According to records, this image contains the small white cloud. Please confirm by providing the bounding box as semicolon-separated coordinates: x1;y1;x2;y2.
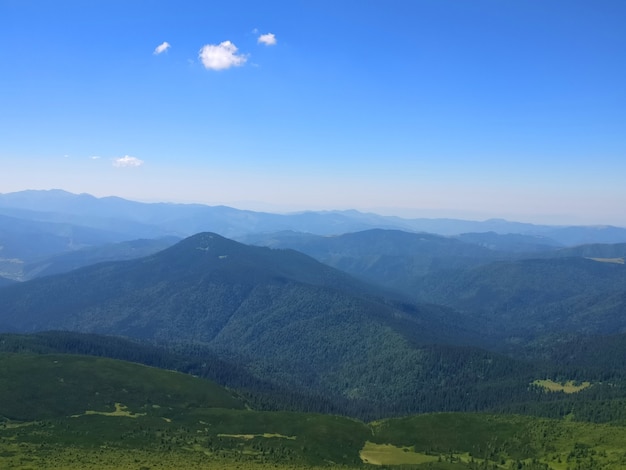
154;41;171;55
198;41;247;70
258;33;277;46
89;155;101;160
113;155;144;168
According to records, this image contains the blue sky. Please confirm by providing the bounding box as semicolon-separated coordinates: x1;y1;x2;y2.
1;0;625;225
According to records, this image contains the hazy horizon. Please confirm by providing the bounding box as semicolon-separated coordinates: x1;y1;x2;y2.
2;187;625;228
2;1;625;227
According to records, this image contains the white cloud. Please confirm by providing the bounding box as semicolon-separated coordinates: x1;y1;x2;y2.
198;41;247;70
89;156;101;160
154;41;171;55
113;155;144;168
258;33;277;46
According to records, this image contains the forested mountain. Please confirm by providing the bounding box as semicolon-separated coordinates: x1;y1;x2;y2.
546;242;626;260
3;190;626;461
455;231;562;253
4;232;626;417
6;330;625;424
239;229;508;293
415;257;626;340
3;189;626;285
0;232;498;416
240;231;626;331
0;237;621;417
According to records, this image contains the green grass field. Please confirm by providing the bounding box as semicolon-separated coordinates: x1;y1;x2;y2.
5;410;626;469
532;379;592;394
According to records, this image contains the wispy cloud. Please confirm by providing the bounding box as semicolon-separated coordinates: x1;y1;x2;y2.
198;41;247;70
113;155;144;168
154;41;171;55
257;33;277;46
89;155;101;160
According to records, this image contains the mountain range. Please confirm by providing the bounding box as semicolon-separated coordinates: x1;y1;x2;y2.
2;227;626;420
3;189;626;285
1;232;496;415
3;188;626;468
2;189;626;245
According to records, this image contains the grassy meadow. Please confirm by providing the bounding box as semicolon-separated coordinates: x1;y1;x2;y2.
4;408;626;469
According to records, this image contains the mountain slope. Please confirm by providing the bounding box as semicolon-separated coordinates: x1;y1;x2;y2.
416;256;626;339
239;229;508;294
0;233;486;414
0;232;471;340
22;236;180;280
3;351;626;470
0;352;245;421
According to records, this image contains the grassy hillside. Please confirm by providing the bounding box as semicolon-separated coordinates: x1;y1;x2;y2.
3;352;626;469
0;352;370;468
0;332;532;420
6;331;626;426
0;353;245;421
368;412;626;468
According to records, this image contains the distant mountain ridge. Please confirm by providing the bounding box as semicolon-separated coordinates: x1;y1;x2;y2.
3;189;626;282
239;229;508;293
2;189;625;244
